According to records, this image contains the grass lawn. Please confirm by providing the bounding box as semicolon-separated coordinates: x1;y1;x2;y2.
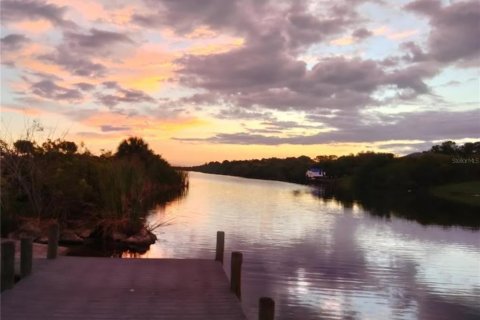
430;181;480;207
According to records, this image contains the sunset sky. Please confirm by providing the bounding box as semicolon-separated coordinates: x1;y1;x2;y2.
1;0;479;165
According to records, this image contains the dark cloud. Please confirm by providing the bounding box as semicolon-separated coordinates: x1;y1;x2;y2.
131;13;164;28
74;82;95;91
295;57;385;95
386;62;438;95
0;0;76;28
62;28;134;54
260;119;323;131
134;0;263;34
137;0;474;121
39;49;107;78
401;42;428;63
100;125;131;132
136;0;359;50
37;28;133;78
169;0;442;113
174;109;480;145
406;0;480;65
428;0;480;64
30;79;83;102
352;28;372;39
1;34;30;51
96;85;155;107
285;4;352;50
217;108;274;120
25;71;63;82
405;0;442;15
179;34;306;92
180;52;436;112
102;81;121;89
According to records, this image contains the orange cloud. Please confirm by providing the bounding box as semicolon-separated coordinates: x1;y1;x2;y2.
387;30;418;40
101;44;178;92
187;38;245;56
49;0;137;26
330;36;355;46
80;111;208;137
11;20;52;34
372;26;389;36
186;26;218;39
372;26;418;41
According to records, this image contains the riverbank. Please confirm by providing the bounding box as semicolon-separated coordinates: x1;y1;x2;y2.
1;137;188;254
6;218;159;255
430;181;480;207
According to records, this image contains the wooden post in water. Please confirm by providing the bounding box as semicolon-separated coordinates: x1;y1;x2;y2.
21;237;33;278
1;240;15;291
47;223;59;259
230;251;243;300
259;297;275;320
215;231;225;264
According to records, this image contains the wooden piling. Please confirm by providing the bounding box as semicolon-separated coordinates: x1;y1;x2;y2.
259;297;275;320
215;231;225;264
21;237;33;278
230;251;243;299
1;240;15;291
47;223;59;259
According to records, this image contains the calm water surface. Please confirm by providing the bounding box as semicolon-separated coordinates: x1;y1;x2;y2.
138;172;480;320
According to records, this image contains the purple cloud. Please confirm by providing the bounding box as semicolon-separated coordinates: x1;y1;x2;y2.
174;109;480;145
30;79;83;102
1;0;76;28
406;0;480;65
1;34;30;51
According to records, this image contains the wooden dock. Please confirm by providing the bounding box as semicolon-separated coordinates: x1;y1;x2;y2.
1;257;246;320
1;230;276;320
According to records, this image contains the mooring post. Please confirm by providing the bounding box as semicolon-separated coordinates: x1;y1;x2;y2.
215;231;225;264
1;240;15;291
47;223;59;259
20;237;33;278
230;251;243;299
259;297;275;320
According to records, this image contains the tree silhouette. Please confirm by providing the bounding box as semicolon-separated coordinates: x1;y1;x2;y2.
115;137;153;160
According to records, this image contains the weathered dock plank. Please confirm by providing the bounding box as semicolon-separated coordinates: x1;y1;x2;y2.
1;257;246;320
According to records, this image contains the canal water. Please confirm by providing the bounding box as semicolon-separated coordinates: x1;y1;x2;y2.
137;172;480;320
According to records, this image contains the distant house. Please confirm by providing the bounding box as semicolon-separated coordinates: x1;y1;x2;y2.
306;168;327;180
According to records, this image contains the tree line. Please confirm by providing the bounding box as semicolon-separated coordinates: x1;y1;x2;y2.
187;141;480;193
1;136;188;237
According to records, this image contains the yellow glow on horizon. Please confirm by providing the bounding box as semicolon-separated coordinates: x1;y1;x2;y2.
1;109;423;167
157;142;374;166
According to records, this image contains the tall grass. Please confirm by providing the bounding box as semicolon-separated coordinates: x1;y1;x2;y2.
0;137;188;237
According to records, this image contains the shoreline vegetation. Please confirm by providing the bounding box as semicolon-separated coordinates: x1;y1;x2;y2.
185;141;479;227
430;181;480;207
1;136;188;253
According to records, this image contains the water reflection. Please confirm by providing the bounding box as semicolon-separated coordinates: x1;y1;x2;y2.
309;184;480;228
140;172;479;320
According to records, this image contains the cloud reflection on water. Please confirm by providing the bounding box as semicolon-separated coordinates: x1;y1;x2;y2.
143;172;480;320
